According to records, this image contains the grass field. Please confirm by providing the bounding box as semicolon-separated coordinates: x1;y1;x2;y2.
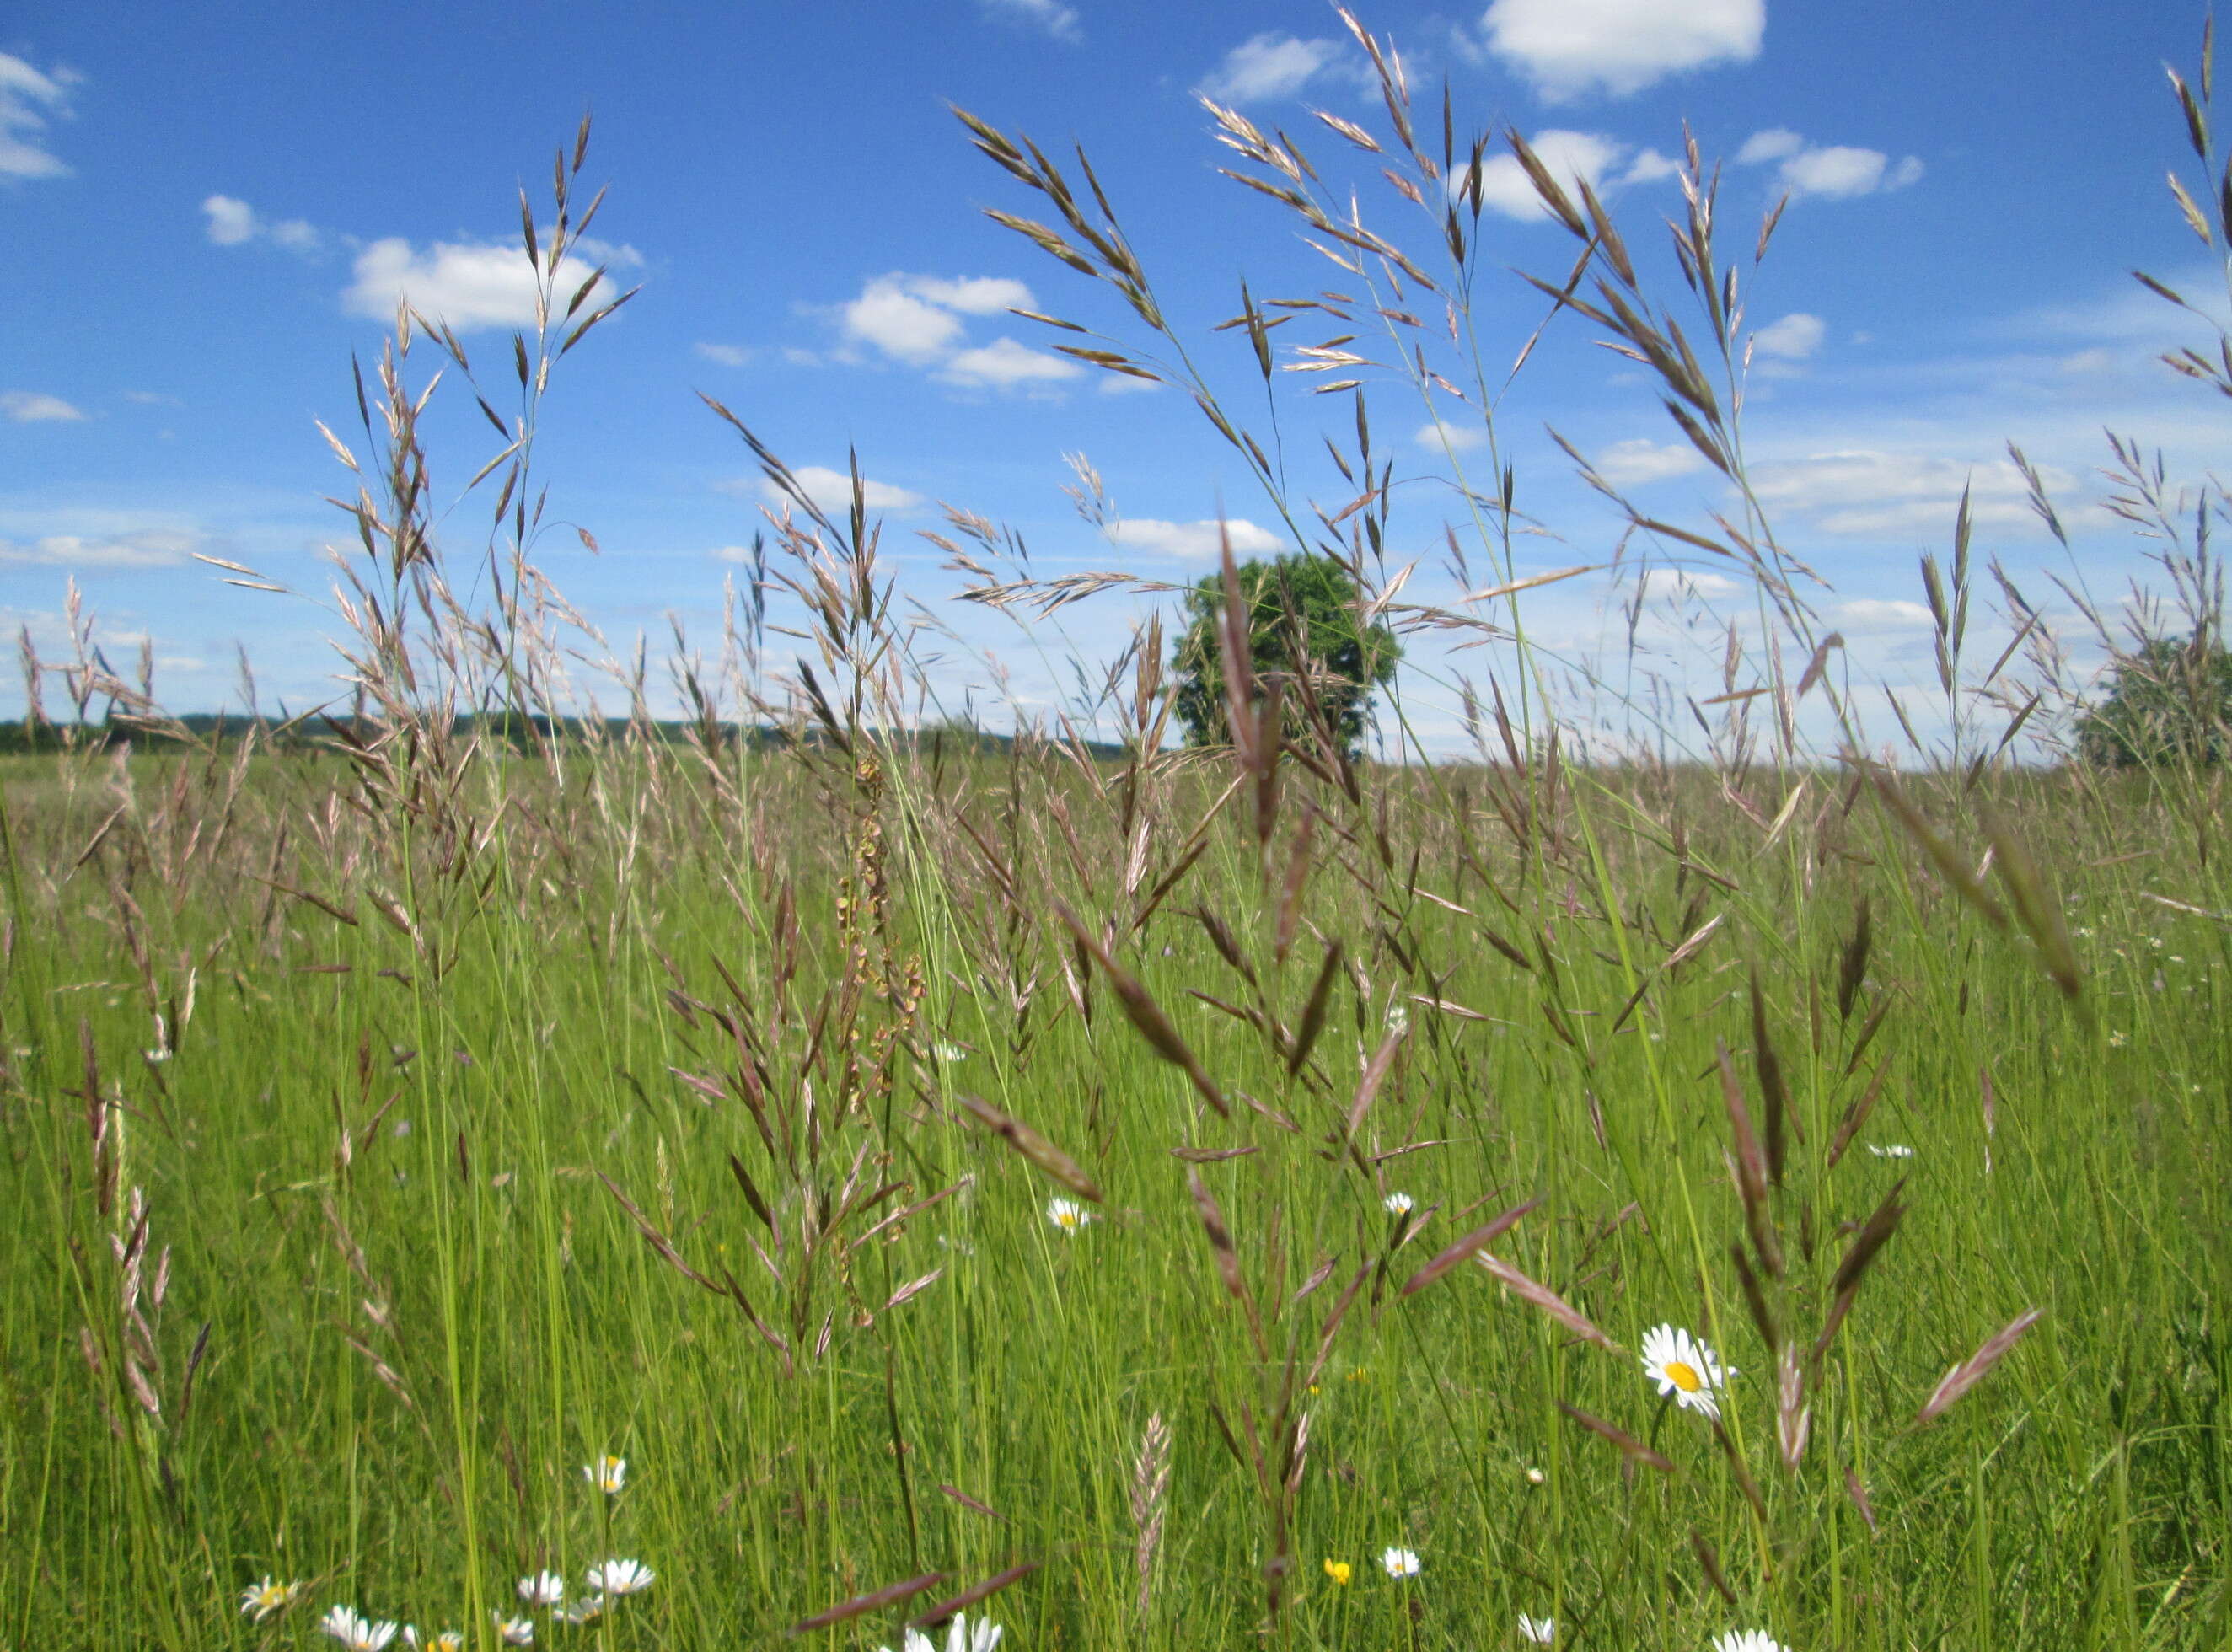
6;13;2232;1648
1;723;2225;1650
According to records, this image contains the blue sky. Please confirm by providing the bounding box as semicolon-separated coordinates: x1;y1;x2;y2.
4;0;2229;758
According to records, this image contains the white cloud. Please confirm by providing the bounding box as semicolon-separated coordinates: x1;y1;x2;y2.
202;194;322;254
1106;518;1282;560
1829;597;1935;632
1737;132;1924;201
1467;129;1625;220
695;342;754;367
1749;449;2071;538
979;0;1081;42
903;275;1034;315
1621;147;1680;185
202;195;256;245
2;391;86;423
1752;313;1825;361
841;277;968;363
345;235;615;331
1736;128;1804;164
1479;0;1763;100
1639;567;1740;598
1417;419;1489;453
0;53;78;180
759;464;925;515
1594;437;1704;486
0;530;193;569
1779;146;1891;199
1199;33;1346;103
832;273;1068;394
940;337;1083;389
711;544;760;563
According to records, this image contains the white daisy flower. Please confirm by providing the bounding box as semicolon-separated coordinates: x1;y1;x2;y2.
1640;1322;1733;1419
426;1634;463;1652
582;1455;627;1494
1380;1547;1422;1578
942;1614;1006;1652
1518;1614;1557;1644
1046;1197;1093;1234
558;1598;603;1626
1711;1632;1790;1652
2107;1030;2128;1047
1523;1467;1546;1485
239;1576;303;1621
517;1572;566;1606
318;1606;400;1652
1383;1192;1415;1215
494;1615;536;1646
586;1558;654;1597
1864;1143;1916;1159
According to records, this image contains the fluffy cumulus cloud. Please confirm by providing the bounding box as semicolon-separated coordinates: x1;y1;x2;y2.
978;0;1081;42
1594;437;1704;486
942;337;1081;389
1479;0;1763;100
1748;449;2072;539
1199;33;1349;103
201;195;320;253
1737;130;1923;201
345;235;636;331
1639;567;1740;599
0;53;78;180
1416;418;1489;453
1752;312;1825;360
1106;518;1282;560
0;530;194;569
757;464;924;516
695;342;753;367
1464;130;1675;219
1829;597;1936;632
834;272;1078;392
2;390;86;423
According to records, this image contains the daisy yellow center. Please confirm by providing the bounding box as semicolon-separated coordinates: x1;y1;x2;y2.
1664;1360;1703;1392
1057;1211;1078;1227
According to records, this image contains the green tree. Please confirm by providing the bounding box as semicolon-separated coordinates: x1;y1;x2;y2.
1172;553;1399;756
2075;632;2232;767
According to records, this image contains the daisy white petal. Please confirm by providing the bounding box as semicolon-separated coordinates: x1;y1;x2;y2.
1383;1192;1414;1215
1710;1633;1791;1652
1518;1614;1557;1644
1045;1197;1093;1234
494;1615;536;1646
517;1572;566;1606
1380;1546;1422;1578
947;1614;1003;1652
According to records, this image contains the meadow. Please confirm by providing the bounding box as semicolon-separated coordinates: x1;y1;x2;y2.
4;13;2231;1650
